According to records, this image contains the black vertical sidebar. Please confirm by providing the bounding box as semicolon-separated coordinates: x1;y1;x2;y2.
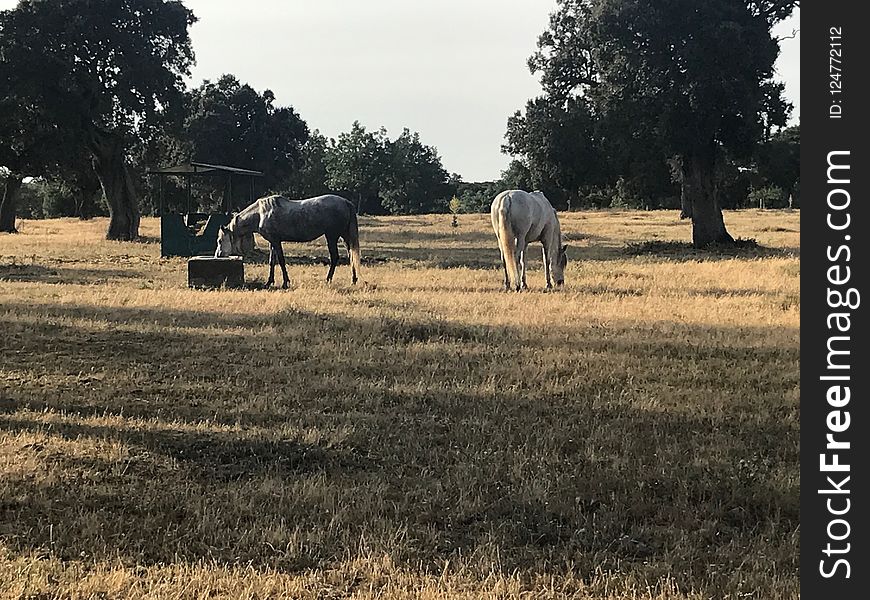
801;1;868;597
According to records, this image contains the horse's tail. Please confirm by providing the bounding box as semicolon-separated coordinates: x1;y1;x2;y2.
495;194;519;289
345;209;362;284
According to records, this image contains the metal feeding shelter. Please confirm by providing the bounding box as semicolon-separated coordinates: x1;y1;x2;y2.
146;161;263;257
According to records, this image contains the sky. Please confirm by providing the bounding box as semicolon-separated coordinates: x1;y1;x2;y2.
1;1;800;182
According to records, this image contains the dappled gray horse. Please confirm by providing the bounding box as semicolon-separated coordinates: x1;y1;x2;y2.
490;190;567;291
216;194;361;288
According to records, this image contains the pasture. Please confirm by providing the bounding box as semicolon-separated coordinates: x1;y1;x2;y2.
0;210;799;599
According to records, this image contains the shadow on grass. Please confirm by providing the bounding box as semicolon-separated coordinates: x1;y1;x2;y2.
199;230;798;273
0;414;370;483
238;247;392;268
0;263;142;285
0;301;799;594
624;239;799;261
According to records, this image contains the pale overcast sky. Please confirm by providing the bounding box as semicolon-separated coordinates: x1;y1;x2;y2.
1;1;800;181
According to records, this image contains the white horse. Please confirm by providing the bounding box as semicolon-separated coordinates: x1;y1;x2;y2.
490;190;567;291
216;194;361;288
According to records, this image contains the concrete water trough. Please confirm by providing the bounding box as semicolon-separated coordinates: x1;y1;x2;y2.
188;256;245;289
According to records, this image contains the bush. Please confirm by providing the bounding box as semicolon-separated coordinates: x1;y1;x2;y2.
747;185;786;209
16;181;45;219
610;177;646;209
581;186;617;209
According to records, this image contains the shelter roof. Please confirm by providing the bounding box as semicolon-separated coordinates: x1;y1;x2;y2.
146;162;264;176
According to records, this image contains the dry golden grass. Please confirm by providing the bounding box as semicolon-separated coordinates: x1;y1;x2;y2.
0;209;799;599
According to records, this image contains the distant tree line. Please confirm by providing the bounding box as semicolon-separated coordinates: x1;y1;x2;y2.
1;0;799;246
0;1;454;238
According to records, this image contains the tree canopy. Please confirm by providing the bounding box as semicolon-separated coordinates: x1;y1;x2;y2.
184;75;310;197
513;0;797;245
0;0;196;239
381;129;452;215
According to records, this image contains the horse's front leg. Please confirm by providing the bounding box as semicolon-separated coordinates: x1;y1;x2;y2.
275;243;291;289
543;245;552;290
266;244;277;287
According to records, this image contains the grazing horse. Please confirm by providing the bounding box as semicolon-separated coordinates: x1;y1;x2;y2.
490;190;567;291
215;194;361;288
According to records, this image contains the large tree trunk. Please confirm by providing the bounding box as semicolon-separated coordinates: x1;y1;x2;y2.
89;128;139;240
668;156;692;219
679;185;692;219
0;173;23;233
683;149;733;247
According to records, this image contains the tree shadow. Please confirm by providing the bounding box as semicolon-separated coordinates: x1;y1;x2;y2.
623;239;800;261
0;263;142;284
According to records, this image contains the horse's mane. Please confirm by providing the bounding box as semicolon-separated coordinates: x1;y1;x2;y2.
228;199;264;235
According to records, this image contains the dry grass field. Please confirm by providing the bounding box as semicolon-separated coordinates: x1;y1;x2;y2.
0;209;799;599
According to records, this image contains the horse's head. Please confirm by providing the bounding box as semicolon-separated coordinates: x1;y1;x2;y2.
215;219;241;257
550;244;568;288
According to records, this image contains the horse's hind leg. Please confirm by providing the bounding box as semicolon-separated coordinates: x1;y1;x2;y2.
326;236;339;283
343;238;357;284
499;247;510;291
515;240;528;291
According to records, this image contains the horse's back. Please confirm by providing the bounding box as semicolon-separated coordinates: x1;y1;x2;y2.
259;193;350;211
491;190;556;238
256;194;355;242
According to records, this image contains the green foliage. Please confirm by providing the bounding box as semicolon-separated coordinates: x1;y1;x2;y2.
504;96;599;209
755;124;799;198
1;0;197;238
284;131;331;199
381;129;451;215
500;160;534;192
11;177;106;219
580;186;616;209
748;185;786;209
452;180;502;214
715;160;752;210
326;122;389;214
325;122;451;215
509;0;796;221
609;177;645;209
1;0;196;140
184;75;309;200
14;180;44;219
448;196;462;215
564;0;792;159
